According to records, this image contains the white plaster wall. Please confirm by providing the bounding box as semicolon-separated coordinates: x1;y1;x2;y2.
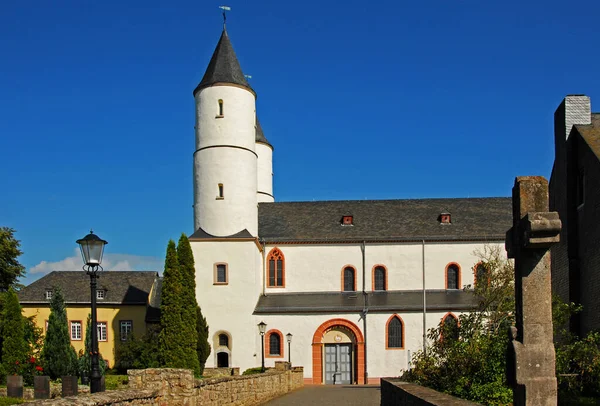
264;242;505;293
253;311;462;379
194;148;258;236
192;240;262;370
193;85;258;236
256;142;274;203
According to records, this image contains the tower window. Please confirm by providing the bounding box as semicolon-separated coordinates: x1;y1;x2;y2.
214;263;228;285
217;99;224;117
217;183;224;199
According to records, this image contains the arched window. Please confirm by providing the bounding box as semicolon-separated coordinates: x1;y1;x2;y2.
267;248;285;287
386;315;404;349
373;265;387;291
475;263;488;287
442;313;459;341
446;263;460;290
266;330;283;358
218;99;224;117
342;266;356;292
219;333;229;348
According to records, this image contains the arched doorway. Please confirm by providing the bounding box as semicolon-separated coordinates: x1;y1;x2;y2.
217;352;229;367
213;331;232;368
312;318;365;384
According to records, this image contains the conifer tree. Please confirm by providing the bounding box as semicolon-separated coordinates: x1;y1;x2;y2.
41;288;78;379
196;305;211;375
78;314;107;376
158;240;190;368
176;234;200;375
0;288;28;376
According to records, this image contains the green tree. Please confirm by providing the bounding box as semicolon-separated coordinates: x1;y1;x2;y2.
158;240;190;368
402;245;514;405
0;227;25;292
40;288;78;379
0;288;28;377
78;313;107;377
196;306;211;375
176;234;201;375
114;325;160;373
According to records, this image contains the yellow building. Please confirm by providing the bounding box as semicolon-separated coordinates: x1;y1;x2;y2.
18;271;161;367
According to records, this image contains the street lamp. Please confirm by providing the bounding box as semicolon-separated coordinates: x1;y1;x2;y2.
76;230;107;394
286;333;293;364
258;321;267;372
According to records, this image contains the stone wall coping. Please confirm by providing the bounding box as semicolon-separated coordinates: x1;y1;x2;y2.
194;367;303;388
21;389;158;405
381;379;481;406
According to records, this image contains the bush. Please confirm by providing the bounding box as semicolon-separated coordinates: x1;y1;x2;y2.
114;325;160;374
242;367;265;375
104;374;128;390
0;398;24;406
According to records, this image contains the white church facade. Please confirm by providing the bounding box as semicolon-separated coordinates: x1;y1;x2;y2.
190;27;512;384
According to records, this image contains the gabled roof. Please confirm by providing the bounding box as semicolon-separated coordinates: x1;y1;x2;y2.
19;271;159;305
193;28;253;97
574;113;600;161
254;290;477;314
255;117;272;147
257;197;512;242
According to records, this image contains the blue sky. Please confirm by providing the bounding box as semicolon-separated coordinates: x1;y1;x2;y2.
2;0;599;284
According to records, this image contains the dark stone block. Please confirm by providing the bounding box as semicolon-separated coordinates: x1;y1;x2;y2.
7;375;23;398
62;376;78;397
34;375;50;399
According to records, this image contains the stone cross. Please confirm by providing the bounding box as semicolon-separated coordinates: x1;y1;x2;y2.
505;176;561;406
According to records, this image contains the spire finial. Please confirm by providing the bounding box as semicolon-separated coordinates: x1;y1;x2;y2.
218;5;231;29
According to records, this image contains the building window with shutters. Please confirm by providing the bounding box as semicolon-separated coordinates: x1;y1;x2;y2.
214;263;228;285
446;263;461;290
372;265;387;291
267;248;285;287
342;266;356;292
386;315;404;349
266;330;284;358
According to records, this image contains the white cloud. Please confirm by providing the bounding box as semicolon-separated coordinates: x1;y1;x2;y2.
29;249;163;275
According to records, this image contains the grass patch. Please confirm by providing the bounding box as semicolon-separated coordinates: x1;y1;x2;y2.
104;375;128;390
0;398;24;406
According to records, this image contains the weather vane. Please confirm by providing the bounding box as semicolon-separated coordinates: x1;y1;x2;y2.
219;5;231;28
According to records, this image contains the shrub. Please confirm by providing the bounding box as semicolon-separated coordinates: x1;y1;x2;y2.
242;367;265;375
0;288;28;377
114;325;160;374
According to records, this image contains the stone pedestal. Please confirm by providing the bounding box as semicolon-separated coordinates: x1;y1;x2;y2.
34;376;50;399
62;376;79;397
7;375;23;398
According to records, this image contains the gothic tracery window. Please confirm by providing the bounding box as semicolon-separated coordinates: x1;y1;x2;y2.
268;248;285;287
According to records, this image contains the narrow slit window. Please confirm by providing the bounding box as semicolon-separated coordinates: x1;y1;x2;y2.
218;99;224;116
218;183;224;199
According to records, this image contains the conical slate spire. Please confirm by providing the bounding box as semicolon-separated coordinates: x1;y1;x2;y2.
193;28;253;96
255;117;272;147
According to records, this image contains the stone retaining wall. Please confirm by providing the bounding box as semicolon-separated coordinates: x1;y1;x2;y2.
18;365;303;405
380;379;480;406
202;367;240;378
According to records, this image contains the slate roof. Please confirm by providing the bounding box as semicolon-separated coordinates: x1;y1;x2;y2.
193;28;253;96
255;117;272;147
257;197;512;242
574;113;600;161
254;290;477;314
19;271;159;305
189;227;253;240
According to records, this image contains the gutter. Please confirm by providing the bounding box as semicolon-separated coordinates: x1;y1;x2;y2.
361;240;368;384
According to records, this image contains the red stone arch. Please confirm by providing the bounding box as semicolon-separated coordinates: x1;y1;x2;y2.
311;318;365;384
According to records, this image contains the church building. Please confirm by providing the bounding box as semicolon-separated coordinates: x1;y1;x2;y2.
190;27;512;384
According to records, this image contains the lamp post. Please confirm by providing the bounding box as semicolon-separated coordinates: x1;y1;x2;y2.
286;333;292;364
258;321;267;372
76;230;107;394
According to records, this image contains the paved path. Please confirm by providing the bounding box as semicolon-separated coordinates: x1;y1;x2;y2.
263;385;381;406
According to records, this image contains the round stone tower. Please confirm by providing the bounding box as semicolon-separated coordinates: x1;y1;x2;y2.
193;28;258;236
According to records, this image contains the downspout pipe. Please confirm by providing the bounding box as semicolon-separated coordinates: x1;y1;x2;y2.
361;240;368;384
422;239;426;354
260;238;266;296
